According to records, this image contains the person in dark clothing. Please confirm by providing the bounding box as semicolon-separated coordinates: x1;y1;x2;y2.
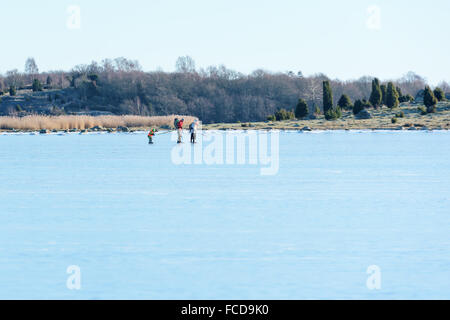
189;120;198;143
148;128;156;144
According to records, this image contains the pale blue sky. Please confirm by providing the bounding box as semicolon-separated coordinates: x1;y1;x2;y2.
1;0;449;84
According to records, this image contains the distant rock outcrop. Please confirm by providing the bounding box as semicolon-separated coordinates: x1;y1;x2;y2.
117;126;129;132
89;126;104;132
415;89;425;103
355;109;372;119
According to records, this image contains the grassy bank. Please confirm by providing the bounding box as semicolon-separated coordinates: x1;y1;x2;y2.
0;115;197;131
204;102;450;131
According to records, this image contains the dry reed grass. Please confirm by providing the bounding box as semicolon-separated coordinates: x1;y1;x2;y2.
0;115;198;131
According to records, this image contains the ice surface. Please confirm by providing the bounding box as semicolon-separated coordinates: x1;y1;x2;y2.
0;131;449;299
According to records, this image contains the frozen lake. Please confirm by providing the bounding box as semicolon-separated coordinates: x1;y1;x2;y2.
0;130;449;299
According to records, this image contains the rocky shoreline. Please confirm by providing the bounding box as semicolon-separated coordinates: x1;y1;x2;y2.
1;123;449;134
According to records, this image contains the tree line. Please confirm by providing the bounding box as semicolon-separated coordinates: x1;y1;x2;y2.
0;57;448;123
272;77;447;122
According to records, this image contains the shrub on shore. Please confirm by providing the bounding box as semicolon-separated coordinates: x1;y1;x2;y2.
369;78;382;108
380;84;387;105
338;94;353;110
433;87;446;101
274;109;295;121
32;79;43;92
386;82;399;108
399;93;414;103
295;98;309;119
9;86;16;96
353;99;371;115
322;81;333;113
418;106;427;115
324;107;342;120
314;104;321;116
424;86;437;113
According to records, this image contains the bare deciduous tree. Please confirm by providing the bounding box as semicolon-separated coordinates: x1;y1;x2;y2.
25;58;39;76
303;77;322;109
175;56;196;73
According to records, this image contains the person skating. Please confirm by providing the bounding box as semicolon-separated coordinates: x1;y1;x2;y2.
148;128;156;144
176;118;184;144
189;120;198;143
